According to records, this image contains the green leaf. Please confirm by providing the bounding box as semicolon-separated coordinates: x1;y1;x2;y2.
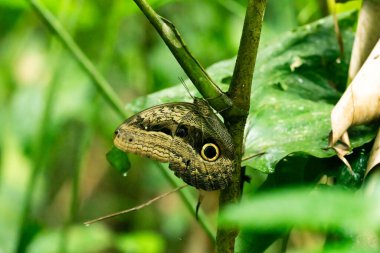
219;187;380;233
335;143;371;189
235;11;375;173
106;146;131;175
123;12;375;174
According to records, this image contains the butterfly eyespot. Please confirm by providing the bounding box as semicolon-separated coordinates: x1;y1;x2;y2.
176;125;188;138
201;143;220;161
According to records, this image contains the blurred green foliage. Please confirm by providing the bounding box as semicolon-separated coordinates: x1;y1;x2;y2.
220;186;380;233
0;0;365;253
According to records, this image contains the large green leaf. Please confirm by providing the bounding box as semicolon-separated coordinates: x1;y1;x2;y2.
219;186;380;233
124;12;375;174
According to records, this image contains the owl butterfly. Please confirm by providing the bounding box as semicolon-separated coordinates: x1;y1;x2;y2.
113;98;235;191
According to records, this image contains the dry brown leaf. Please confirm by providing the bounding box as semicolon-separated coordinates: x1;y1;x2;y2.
329;132;354;175
331;0;380;175
349;0;380;81
330;39;380;147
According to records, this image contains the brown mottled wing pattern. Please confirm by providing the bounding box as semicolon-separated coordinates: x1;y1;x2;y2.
113;98;234;191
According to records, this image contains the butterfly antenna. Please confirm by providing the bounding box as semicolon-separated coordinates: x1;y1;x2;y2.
179;77;195;100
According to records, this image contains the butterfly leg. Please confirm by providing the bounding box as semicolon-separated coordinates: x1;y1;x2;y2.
195;191;205;220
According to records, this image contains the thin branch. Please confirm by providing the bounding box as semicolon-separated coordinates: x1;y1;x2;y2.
84;185;188;225
132;0;233;112
217;0;266;252
241;151;265;161
28;0;127;119
156;163;216;242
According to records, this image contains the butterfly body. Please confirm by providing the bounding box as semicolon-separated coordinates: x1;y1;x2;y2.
114;98;235;191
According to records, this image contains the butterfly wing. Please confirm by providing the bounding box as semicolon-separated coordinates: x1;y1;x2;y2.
168;99;235;190
114;103;184;163
114;100;235;191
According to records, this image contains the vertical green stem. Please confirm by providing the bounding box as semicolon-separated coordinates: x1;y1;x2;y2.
217;0;266;252
228;0;266;110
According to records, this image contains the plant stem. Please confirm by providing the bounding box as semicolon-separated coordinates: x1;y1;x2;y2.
228;0;266;112
27;0;127;119
132;0;233;112
217;0;266;252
